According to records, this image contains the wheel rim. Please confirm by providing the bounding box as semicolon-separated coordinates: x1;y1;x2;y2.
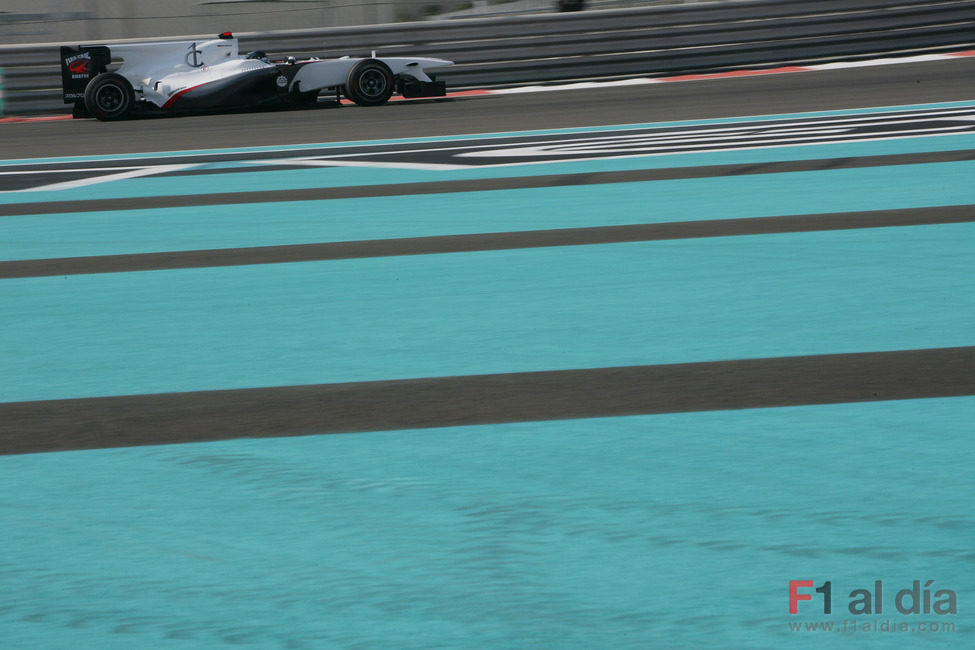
95;84;125;112
358;68;388;99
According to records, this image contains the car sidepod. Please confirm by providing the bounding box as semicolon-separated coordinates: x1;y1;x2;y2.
163;66;288;112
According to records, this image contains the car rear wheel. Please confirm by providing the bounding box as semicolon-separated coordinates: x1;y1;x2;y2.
84;73;134;121
344;60;394;106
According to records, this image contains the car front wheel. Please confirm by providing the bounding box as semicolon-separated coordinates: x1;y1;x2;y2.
344;60;394;106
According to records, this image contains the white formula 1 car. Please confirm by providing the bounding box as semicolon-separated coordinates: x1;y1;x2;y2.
60;32;453;120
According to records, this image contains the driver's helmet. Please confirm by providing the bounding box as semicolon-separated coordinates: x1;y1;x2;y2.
245;51;269;63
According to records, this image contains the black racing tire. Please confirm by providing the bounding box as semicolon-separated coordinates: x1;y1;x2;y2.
84;73;134;121
344;59;394;106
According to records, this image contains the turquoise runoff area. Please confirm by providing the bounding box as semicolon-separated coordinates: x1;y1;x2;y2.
2;129;975;207
2;222;974;403
1;102;973;648
1;398;973;649
1;159;974;261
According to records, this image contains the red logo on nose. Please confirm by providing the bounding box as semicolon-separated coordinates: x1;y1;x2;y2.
69;60;90;74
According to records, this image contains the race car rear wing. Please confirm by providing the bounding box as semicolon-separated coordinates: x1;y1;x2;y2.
59;45;111;103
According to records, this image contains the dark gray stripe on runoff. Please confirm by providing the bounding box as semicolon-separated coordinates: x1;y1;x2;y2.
2;149;974;217
2;347;972;455
2;205;972;278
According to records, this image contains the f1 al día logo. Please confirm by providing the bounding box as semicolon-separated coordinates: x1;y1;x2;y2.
790;579;957;615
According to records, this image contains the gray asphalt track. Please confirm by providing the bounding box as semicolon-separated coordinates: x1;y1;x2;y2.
3;348;974;455
2;57;974;159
